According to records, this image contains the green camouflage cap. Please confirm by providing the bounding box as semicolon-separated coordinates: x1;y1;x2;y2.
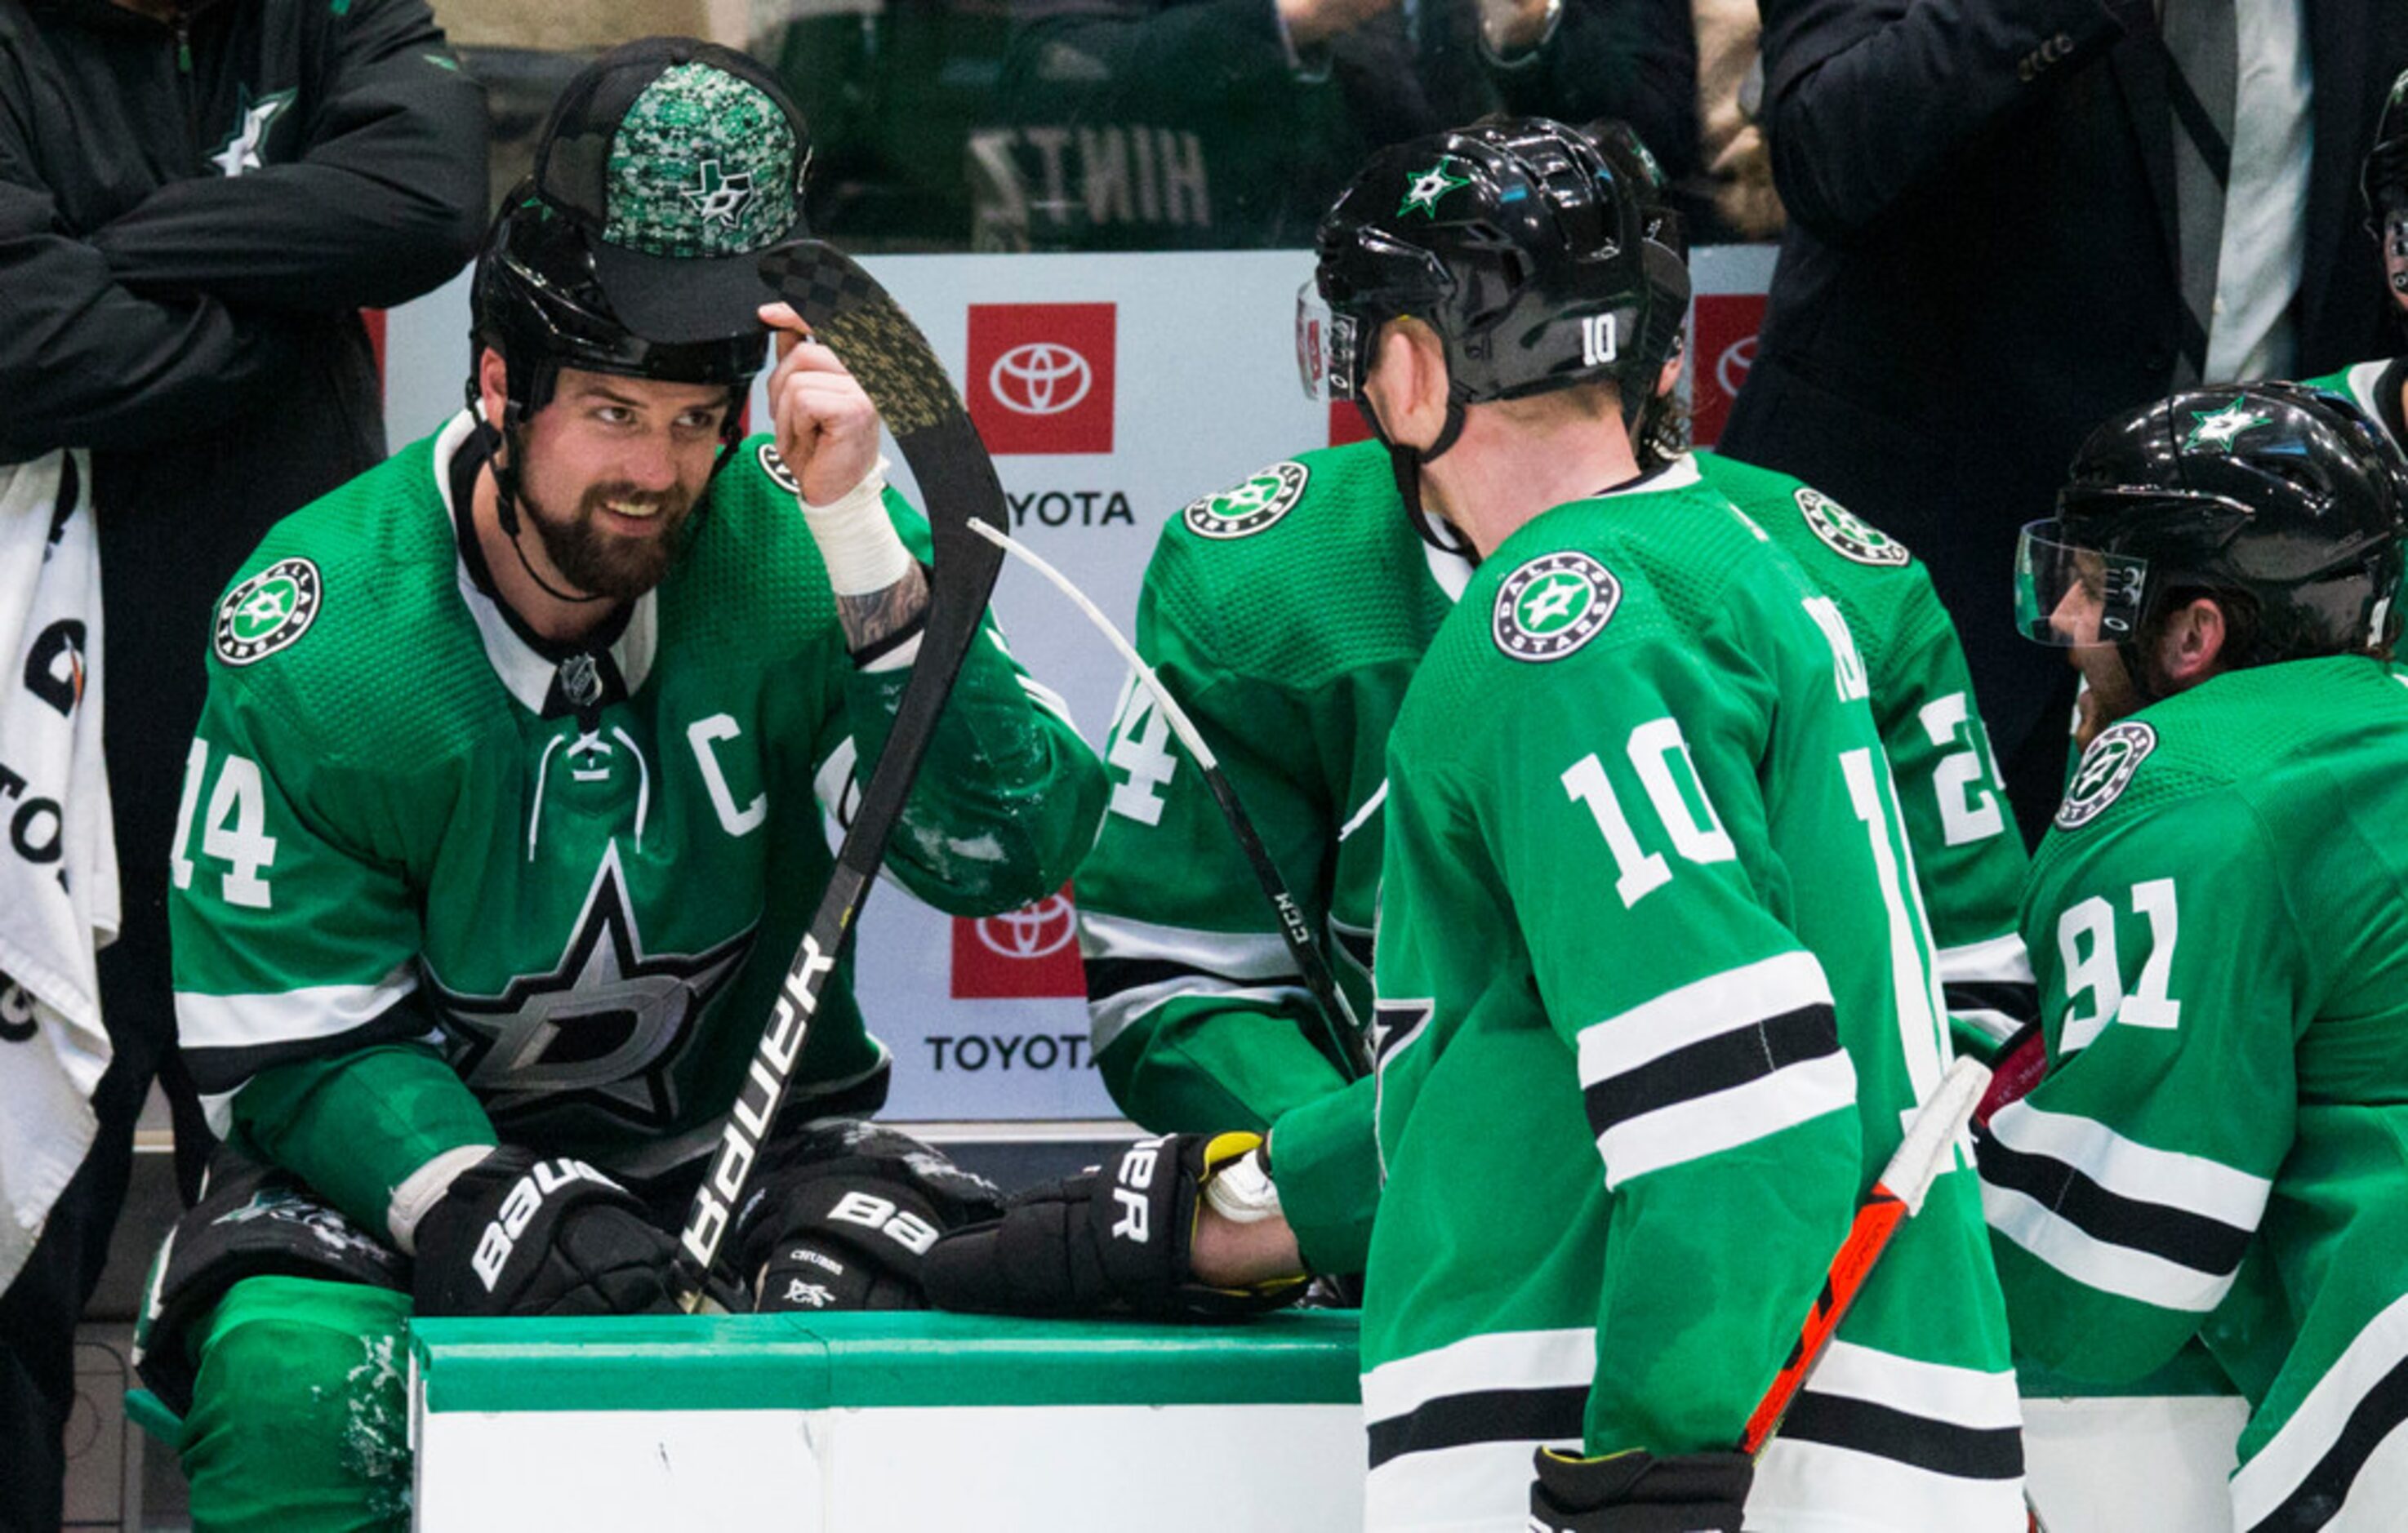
530;38;811;344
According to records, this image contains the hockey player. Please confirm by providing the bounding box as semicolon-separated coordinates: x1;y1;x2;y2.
929;119;2024;1531
1070;120;2028;1288
2302;69;2408;448
131;39;1103;1527
1981;382;2408;1532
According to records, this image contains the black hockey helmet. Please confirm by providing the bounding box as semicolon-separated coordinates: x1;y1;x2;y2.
2016;382;2408;670
1300;118;1667;437
470;37;811;432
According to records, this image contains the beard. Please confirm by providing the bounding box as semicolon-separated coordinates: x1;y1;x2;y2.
519;478;699;601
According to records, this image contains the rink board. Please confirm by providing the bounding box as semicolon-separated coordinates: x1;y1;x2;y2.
408;1311;2247;1531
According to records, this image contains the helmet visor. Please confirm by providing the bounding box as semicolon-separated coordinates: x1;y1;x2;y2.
2015;520;2152;646
1295;281;1366;402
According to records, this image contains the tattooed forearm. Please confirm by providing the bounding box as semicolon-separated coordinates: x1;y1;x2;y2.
835;561;930;652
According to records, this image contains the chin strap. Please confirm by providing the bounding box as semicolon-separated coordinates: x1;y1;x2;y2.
470;402;612;608
1361;393;1478;561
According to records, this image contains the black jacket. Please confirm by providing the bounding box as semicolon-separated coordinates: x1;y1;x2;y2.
0;0;485;1085
1717;0;2408;839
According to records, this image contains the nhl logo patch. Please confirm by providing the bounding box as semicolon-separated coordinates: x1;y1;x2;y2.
2056;720;2157;829
758;442;803;496
213;558;322;666
1493;551;1619;662
1183;461;1309;540
1797;487;1909;567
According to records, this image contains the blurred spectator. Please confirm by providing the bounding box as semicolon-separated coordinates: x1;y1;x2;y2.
0;0;485;1522
1720;0;2408;844
971;0;1698;250
1691;0;1778;239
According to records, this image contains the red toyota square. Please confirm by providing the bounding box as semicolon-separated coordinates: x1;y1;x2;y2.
1689;294;1766;449
1328;398;1374;447
951;885;1088;998
968;304;1115;455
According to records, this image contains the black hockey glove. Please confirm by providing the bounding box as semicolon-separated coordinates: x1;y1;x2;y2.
734;1122;1005;1313
1529;1446;1752;1533
922;1132;1308;1319
412;1148;679;1318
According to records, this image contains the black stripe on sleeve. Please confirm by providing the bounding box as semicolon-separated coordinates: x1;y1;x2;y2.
1942;980;2036;1029
1975;1131;2254;1278
180;992;437;1096
1781;1391;2026;1481
1582;1003;1840;1140
1081;954;1300;1006
1365;1386;1587;1469
2244;1347;2408;1533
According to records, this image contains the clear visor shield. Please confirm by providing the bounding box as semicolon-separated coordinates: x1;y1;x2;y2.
2015;520;2151;647
1294;281;1361;402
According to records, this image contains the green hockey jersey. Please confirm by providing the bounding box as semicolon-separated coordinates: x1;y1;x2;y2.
2301;358;2408;452
1074;437;2029;1271
1364;458;2020;1531
1980;657;2408;1533
169;412;1105;1238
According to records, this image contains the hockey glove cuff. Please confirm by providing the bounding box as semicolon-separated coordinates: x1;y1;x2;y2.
1529;1446;1752;1532
412;1147;679;1318
923;1132;1309;1319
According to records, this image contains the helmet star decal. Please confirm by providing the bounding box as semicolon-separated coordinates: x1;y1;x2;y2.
2183;398;2274;453
1397;158;1471;219
680;160;757;226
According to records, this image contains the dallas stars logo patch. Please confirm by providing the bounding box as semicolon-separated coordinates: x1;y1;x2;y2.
432;845;754;1131
1796;487;1910;567
210;86;295;178
2183;398;2273;453
1397;158;1471;220
681;159;756;226
214;558;322;665
2055;720;2157;829
1183;461;1310;540
758;442;803;497
1492;551;1619;662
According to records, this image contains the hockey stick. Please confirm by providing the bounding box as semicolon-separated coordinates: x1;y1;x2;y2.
966;518;1371;1079
670;242;1010;1311
1737;1051;1991;1456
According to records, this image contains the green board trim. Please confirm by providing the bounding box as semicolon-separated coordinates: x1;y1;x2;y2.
411;1310;1367;1415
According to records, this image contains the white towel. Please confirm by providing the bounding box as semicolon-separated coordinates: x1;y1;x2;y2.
0;450;117;1294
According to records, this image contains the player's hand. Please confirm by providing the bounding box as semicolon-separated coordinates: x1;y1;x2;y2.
1475;0;1556;55
759;301;882;507
1275;0;1396;51
737;1121;1005;1313
1529;1446;1752;1532
412;1148;679;1318
923;1132;1310;1318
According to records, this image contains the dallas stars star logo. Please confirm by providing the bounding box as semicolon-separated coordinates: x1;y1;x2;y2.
1397;158;1471;220
682;161;756;226
1518;572;1591;630
2183;398;2273;453
432;844;754;1131
211;86;296;178
1182;460;1310;540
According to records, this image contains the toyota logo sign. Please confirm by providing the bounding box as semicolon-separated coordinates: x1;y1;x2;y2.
1716;335;1757;402
974;893;1079;959
988;343;1094;416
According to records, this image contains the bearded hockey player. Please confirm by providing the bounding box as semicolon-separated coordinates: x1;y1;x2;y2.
2303;69;2408;451
129;38;1102;1526
1066;116;2028;1295
928;119;2024;1531
1982;382;2408;1533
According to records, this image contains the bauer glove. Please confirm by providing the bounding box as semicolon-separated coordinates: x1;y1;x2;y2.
923;1132;1308;1319
412;1147;679;1318
1529;1446;1752;1533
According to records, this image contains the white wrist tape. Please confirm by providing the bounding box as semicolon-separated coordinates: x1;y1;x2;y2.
1203;1147;1284;1224
386;1143;497;1255
801;458;913;597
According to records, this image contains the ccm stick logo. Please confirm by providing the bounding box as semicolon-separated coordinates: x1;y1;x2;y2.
682;932;839;1266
